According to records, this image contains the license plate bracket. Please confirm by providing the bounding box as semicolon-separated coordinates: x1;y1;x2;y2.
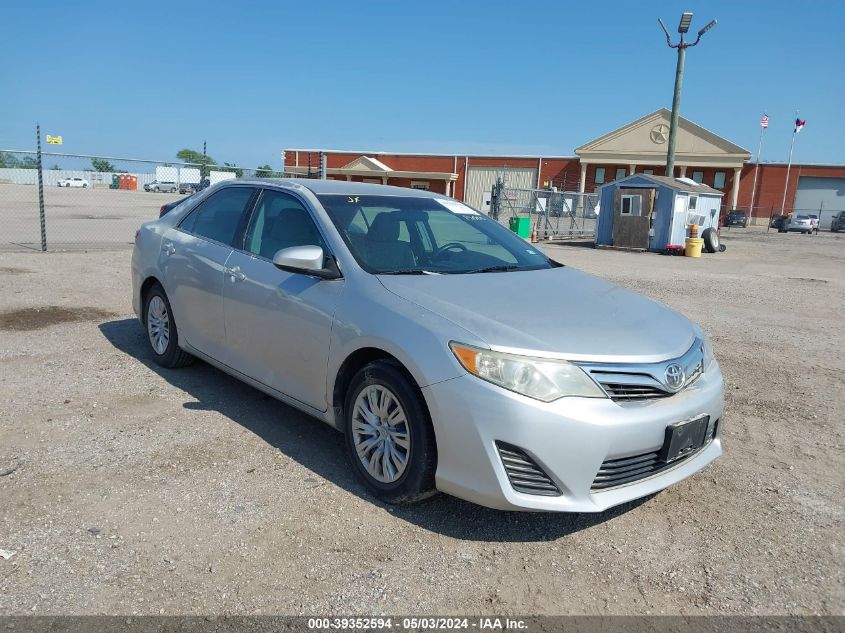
659;415;709;463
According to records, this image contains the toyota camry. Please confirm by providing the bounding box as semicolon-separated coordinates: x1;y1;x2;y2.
131;179;724;512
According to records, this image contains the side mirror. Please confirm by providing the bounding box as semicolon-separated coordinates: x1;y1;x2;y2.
272;245;341;280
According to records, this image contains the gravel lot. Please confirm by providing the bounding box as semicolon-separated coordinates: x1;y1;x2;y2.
0;228;842;616
0;183;182;250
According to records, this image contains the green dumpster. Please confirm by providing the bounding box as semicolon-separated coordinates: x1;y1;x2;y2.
110;174;119;190
509;216;531;239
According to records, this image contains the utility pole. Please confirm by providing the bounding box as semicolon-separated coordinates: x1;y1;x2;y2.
658;12;717;177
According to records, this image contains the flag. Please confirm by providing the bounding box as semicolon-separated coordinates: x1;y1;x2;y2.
761;114;769;128
794;118;806;133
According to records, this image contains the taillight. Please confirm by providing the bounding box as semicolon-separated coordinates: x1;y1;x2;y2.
159;204;167;217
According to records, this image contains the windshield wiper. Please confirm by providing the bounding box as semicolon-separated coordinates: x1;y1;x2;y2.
464;264;523;274
378;269;439;275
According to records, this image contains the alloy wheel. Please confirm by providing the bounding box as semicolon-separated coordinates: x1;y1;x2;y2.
351;385;410;483
147;295;170;355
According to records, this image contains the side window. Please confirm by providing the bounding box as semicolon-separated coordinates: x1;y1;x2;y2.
182;187;255;246
244;190;326;260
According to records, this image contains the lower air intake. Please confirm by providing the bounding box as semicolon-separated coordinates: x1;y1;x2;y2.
495;441;561;496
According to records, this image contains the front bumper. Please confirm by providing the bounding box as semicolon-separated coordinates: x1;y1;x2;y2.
423;361;724;512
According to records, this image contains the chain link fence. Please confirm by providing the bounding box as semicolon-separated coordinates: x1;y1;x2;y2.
732;205;845;230
489;179;599;240
0;150;309;251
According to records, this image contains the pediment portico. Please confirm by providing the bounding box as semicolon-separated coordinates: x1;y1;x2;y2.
285;154;458;194
575;108;751;208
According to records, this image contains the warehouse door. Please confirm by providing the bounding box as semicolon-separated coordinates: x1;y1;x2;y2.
464;166;537;211
794;177;845;230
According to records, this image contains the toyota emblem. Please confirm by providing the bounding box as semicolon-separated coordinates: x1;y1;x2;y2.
664;364;685;391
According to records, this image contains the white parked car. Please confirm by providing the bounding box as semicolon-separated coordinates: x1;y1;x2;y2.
57;177;89;188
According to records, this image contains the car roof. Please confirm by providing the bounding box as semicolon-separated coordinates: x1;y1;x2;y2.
231;178;447;199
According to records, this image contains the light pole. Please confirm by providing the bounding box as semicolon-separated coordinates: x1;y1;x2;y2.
658;12;717;177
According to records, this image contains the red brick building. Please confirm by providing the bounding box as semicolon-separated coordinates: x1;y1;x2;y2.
284;109;845;226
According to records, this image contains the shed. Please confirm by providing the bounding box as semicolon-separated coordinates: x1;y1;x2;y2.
594;174;724;250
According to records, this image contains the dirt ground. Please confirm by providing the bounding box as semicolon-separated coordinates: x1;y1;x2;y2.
0;183;182;250
0;227;842;616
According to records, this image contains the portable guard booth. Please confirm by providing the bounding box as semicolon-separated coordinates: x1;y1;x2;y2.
594;174;724;250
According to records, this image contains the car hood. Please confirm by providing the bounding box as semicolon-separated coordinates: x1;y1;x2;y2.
378;267;696;363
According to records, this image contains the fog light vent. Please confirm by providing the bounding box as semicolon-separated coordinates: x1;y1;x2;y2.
495;441;561;497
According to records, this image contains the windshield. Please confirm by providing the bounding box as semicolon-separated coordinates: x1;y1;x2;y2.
317;194;556;274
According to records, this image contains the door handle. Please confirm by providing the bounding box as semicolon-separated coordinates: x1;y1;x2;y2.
225;266;246;282
162;241;175;256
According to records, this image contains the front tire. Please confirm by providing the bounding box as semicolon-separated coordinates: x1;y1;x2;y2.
344;361;436;504
143;283;194;368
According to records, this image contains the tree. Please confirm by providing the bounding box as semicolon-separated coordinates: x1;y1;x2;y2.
255;164;279;178
0;152;20;168
50;164;61;170
176;148;216;178
219;162;243;178
91;158;116;172
19;156;38;169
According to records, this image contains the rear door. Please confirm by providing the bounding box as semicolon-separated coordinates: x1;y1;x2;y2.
159;185;258;360
222;188;344;411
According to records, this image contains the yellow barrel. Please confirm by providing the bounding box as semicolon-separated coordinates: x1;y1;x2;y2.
685;237;704;258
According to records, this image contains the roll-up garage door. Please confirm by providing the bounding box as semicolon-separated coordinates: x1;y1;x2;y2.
794;176;845;229
464;166;538;212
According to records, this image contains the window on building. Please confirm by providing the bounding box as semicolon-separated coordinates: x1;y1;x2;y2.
688;195;698;211
594;167;606;184
620;194;642;216
713;171;726;189
692;171;704;184
615;168;627;181
643;169;654;176
410;181;430;191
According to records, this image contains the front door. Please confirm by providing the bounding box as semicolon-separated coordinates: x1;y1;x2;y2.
223;188;344;411
612;187;654;249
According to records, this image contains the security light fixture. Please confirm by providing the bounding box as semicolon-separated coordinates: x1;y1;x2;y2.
698;19;718;37
678;12;693;34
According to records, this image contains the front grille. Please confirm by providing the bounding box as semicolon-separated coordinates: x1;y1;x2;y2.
580;340;707;403
591;419;718;491
599;382;670;401
495;442;561;496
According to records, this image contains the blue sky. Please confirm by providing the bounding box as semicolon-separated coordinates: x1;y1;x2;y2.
2;0;842;169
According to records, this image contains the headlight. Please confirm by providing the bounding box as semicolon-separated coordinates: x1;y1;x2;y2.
701;335;716;368
694;326;716;368
449;342;606;402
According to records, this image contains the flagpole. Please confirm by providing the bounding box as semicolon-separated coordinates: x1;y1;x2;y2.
780;111;798;215
750;116;764;214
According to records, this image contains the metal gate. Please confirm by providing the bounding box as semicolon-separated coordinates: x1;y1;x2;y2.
489;179;599;239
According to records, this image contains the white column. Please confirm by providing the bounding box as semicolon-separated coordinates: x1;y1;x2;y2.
731;167;742;210
445;180;452;196
578;162;588;193
678;165;687;178
345;175;352;181
629;164;637;175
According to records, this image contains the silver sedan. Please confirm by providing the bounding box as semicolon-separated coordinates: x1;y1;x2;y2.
131;179;724;512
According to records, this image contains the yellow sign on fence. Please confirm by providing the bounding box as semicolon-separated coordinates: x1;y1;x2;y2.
46;135;62;145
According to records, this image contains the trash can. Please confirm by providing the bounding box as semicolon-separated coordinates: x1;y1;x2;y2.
110;174;119;190
509;216;531;239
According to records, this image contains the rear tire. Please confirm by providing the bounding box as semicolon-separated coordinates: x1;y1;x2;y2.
343;361;437;504
143;283;194;368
